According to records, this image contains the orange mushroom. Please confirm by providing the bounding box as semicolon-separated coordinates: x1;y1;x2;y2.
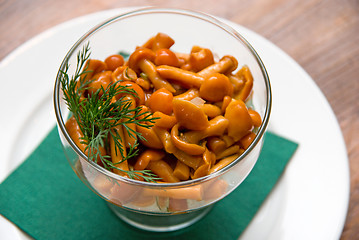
200;104;222;118
136;125;163;149
152;126;177;154
82;59;107;82
199;73;233;102
116;81;145;106
128;48;175;92
146;160;179;183
206;137;227;154
192;148;216;179
172;99;209;131
215;145;241;160
221;96;232;113
134;149;165;170
239;132;257;149
236;65;254;102
151;32;175;51
65;116;106;164
105;54;125;71
227;74;245;94
170;123;206;155
173;161;190;181
147;88;174;115
155;48;179;67
172;150;202;170
173;88;199;101
189;46;215;72
87;71;113;96
156;65;205;88
120;95;137;148
109;126;129;176
182;116;229;144
197;55;238;78
248;109;262;128
208;154;240;174
153;111;177;129
224;99;253;141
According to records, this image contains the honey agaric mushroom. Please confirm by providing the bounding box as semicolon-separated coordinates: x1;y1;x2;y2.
151;32;175;51
147;88;174;115
146;160;179;183
82;59;107;82
87;71;113;96
189;46;215;72
128;48;175;92
170;123;206;155
63;33;264;183
197;55;238;78
227;74;245;95
181;116;229;144
192;163;211;179
121;95;137;148
200;104;222;118
173;161;190;181
153;111;177;129
156;65;205;88
110;125;129;176
192;148;216;179
105;54;125;71
236;65;254;102
172;150;202;170
215;145;241;160
152;126;177;154
154;48;180;67
248;109;262;128
221;96;232;113
136;125;163;149
172;99;209;131
239;132;256;149
206;137;227;154
199;73;233;102
208;154;240;174
224;99;253;141
173;88;199;101
134;149;165;170
65;116;106;164
116;81;145;106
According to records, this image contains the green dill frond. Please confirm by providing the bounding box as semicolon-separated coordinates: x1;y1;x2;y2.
59;43;159;182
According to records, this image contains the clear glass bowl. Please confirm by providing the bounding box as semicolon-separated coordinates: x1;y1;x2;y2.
54;7;271;232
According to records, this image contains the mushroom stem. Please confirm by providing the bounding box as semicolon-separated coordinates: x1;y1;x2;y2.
139;59;176;92
197;55;238;78
182;116;229;144
156;65;205;88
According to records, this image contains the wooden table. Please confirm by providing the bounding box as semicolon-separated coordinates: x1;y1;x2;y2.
1;0;358;239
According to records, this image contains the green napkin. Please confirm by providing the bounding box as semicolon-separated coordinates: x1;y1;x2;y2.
0;127;298;240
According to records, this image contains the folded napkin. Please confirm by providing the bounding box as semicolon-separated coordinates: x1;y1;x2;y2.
0;127;297;240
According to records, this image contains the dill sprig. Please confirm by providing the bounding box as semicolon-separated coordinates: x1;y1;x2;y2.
60;43;159;182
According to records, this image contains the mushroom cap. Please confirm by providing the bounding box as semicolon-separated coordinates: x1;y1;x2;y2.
128;48;156;72
224;99;253;141
172;99;209;131
199;73;233;102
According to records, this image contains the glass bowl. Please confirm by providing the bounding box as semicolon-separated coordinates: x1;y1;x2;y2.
53;7;271;232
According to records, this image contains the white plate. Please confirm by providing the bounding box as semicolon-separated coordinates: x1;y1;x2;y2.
0;7;349;240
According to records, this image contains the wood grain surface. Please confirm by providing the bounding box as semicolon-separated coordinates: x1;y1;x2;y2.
1;0;358;239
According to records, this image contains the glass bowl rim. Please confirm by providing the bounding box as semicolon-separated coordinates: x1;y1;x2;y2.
53;6;272;188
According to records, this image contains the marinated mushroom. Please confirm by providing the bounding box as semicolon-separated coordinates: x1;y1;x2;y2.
224;99;253;141
63;32;263;184
128;48;176;92
197;55;238;78
199;73;233;102
172;99;209;131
